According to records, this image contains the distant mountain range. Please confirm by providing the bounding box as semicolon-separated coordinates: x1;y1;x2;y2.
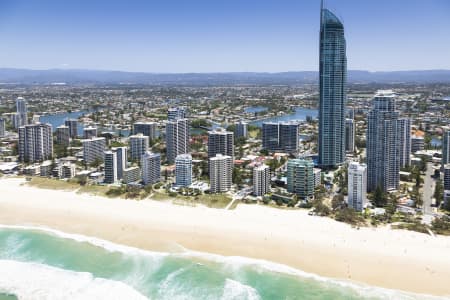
0;68;449;85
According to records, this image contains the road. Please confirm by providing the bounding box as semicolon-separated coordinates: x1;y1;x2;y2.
422;162;435;217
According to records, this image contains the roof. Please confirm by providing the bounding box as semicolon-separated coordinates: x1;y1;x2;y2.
322;9;343;28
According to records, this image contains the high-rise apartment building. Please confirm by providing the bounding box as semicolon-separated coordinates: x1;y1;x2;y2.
367;91;400;192
286;159;315;200
262;122;299;153
398;118;411;168
82;137;106;165
443;164;450;191
104;151;118;184
175;154;193;187
83;126;97;139
168;107;187;121
348;162;367;211
318;5;347;168
209;154;232;193
208;128;234;159
56;125;70;146
133;122;157;140
112;146;127;180
141;151;161;185
18;123;53;163
16;97;28;127
65;119;78;138
166;118;189;163
234;121;248;139
129;134;149;161
253;164;270;197
0;118;6;137
345;118;355;153
443;130;450;168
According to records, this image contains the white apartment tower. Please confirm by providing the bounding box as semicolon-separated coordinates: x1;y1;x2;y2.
175;154;193;187
18;123;53;163
166;118;190;163
82;137;106;165
16;97;28;127
253;164;270;196
141;151;161;185
209;154;232;193
348;162;367;212
112;147;127;180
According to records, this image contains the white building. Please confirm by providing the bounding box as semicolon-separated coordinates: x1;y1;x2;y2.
16;97;28;127
18;123;53;163
175;154;193;187
168;107;187;121
253;164;270;196
104;151;118;184
398;118;411;168
129;134;149;161
313;168;322;189
166;118;189;163
348;162;367;212
141;151;160;185
112;147;127;180
123;166;141;184
209;154;232;193
82;137;106;165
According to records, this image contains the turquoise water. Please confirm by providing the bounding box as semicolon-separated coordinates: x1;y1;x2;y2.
0;226;443;300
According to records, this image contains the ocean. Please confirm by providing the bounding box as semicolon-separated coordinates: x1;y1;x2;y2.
0;225;444;300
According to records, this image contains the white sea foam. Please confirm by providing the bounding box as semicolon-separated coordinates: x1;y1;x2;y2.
221;279;261;300
0;260;147;300
1;225;448;300
180;250;449;300
0;224;167;259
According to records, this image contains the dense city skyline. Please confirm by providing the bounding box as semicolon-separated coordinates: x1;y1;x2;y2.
0;0;449;72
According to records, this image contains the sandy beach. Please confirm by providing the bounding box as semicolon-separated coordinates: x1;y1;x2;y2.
0;177;449;297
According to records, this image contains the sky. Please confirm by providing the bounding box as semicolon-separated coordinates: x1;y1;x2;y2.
0;0;449;73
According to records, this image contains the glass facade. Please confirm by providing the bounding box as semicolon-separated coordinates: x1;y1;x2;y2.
318;8;347;168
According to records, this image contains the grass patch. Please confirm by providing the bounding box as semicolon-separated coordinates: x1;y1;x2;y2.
77;185;112;197
196;193;233;209
26;177;79;191
392;221;430;234
249;129;259;139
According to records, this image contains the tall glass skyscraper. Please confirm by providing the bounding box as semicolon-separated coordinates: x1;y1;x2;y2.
318;5;347;168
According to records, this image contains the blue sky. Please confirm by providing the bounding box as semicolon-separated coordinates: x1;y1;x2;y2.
0;0;449;72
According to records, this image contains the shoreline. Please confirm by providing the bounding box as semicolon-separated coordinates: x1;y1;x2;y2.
1;178;450;297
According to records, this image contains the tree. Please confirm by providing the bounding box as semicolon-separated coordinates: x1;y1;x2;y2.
413;187;423;208
373;185;387;207
233;167;243;185
332;194;345;210
434;179;444;207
